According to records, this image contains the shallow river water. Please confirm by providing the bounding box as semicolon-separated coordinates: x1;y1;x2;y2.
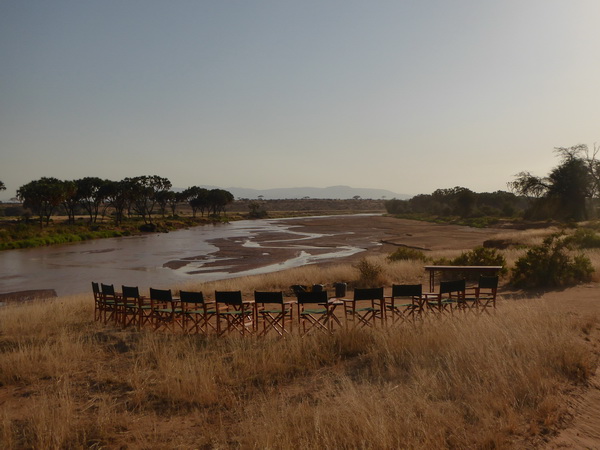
0;216;371;296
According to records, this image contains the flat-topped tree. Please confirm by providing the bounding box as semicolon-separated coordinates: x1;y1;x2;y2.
17;177;66;226
126;175;172;224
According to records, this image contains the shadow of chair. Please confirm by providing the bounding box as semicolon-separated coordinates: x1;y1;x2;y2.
254;291;293;337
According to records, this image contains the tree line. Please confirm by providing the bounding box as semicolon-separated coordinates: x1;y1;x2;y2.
12;176;234;226
384;187;523;219
385;144;600;222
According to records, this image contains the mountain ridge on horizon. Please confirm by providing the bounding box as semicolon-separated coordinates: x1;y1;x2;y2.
193;185;411;200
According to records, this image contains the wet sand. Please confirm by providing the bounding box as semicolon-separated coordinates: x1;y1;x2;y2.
196;215;507;274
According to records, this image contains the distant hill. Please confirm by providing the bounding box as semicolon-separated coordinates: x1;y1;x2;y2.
192;185;410;200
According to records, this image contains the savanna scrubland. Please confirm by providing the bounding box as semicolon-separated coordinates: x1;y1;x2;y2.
1;221;599;449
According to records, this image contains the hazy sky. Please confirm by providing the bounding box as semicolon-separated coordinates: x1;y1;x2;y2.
1;1;599;199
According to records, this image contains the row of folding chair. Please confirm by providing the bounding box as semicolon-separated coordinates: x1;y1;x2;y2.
93;283;296;336
92;276;498;336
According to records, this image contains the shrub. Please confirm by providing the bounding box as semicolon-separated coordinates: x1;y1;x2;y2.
387;247;428;262
564;228;600;249
434;246;507;275
511;234;594;288
353;258;384;288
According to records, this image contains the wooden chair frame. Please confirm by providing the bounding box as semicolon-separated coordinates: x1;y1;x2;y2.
150;288;178;332
215;291;254;336
427;279;465;315
121;285;141;328
180;290;217;335
344;287;385;328
254;291;293;337
465;276;498;314
386;284;423;324
296;290;334;335
100;283;118;324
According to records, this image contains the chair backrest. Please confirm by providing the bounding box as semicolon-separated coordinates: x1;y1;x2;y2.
439;279;466;295
290;285;308;295
92;282;100;299
391;284;422;298
150;288;172;302
479;276;499;290
353;287;384;301
254;291;284;304
101;283;116;297
179;290;204;304
296;290;328;304
215;290;243;306
122;285;140;300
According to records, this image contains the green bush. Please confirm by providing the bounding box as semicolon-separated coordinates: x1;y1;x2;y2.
511;234;594;288
387;247;428;262
354;258;384;288
564;228;600;249
434;247;507;273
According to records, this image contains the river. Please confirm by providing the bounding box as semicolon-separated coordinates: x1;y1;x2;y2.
0;215;374;296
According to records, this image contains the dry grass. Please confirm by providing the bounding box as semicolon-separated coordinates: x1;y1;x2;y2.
2;229;600;448
0;284;597;449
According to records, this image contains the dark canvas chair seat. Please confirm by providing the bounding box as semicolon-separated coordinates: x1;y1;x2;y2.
344;287;385;328
215;291;254;336
121;285;141;328
296;290;333;335
386;284;423;324
150;288;180;331
464;276;498;313
255;291;293;337
180;290;216;335
100;283;119;324
427;279;466;314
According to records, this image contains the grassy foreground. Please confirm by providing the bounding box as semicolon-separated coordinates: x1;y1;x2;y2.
0;292;597;448
1;226;599;448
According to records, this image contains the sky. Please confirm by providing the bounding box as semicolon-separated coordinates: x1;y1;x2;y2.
1;1;600;200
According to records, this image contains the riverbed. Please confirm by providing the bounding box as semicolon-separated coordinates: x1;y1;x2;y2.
0;215;504;296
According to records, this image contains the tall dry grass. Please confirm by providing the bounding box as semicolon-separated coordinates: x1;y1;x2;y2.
2;229;600;448
0;287;597;448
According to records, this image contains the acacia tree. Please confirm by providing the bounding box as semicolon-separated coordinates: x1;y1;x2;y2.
17;177;66;226
509;144;596;221
183;186;209;218
128;175;172;224
0;180;5;191
155;190;176;218
60;180;79;224
102;179;133;226
207;189;234;216
76;177;108;223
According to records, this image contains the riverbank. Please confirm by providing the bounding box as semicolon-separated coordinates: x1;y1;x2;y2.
0;215;510;297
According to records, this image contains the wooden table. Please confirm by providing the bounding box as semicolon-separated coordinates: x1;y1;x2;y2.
424;265;503;291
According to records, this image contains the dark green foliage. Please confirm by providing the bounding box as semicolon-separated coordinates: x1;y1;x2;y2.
564;228;600;249
385;188;523;221
434;246;507;280
387;247;428;262
511;234;594;288
248;201;268;219
354;258;384;288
